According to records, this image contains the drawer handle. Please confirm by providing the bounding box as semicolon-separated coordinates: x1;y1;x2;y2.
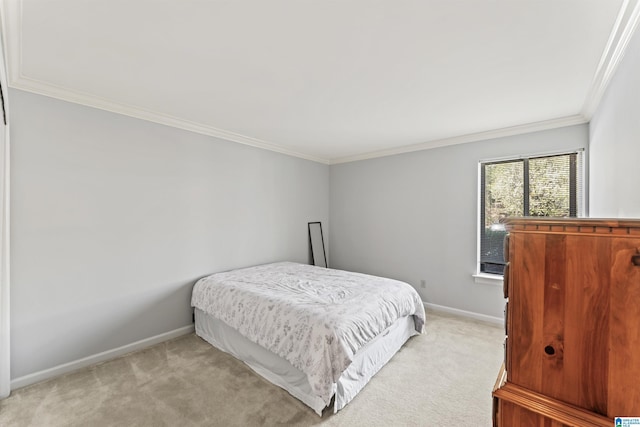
633;252;640;266
544;345;555;356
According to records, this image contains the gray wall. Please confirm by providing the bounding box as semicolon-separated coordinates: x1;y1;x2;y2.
589;25;640;217
329;124;588;318
10;89;329;379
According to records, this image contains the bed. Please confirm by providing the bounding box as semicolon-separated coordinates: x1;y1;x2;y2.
190;261;425;415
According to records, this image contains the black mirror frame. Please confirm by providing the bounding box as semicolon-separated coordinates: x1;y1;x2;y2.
308;221;327;268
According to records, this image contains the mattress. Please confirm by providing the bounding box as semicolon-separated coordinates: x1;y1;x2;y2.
194;308;419;415
191;262;425;414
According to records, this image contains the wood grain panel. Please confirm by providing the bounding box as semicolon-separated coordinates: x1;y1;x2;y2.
563;234;610;414
504;217;640;230
500;402;566;427
494;381;613;427
607;238;640;416
497;218;640;425
508;233;546;389
541;234;566;399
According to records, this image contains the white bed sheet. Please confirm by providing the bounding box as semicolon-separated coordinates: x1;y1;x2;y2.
194;308;418;415
191;262;425;406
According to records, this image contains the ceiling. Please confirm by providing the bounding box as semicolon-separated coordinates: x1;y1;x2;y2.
2;0;639;164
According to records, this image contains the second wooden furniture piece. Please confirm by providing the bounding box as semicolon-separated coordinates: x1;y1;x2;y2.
493;218;640;426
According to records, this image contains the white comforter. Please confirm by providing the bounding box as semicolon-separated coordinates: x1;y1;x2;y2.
191;262;425;406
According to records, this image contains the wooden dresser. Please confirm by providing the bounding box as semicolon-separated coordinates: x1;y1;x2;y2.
492;218;640;426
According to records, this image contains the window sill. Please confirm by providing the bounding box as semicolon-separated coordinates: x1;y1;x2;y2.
473;273;503;286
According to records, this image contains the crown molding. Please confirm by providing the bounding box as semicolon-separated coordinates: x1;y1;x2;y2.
329;115;588;165
5;70;591;167
1;0;330;164
2;0;638;166
581;0;640;119
12;76;331;164
332;0;640;165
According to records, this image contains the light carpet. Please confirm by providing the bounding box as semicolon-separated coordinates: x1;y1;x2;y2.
0;311;504;426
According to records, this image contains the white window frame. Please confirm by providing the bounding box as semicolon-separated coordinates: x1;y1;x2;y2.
474;149;585;285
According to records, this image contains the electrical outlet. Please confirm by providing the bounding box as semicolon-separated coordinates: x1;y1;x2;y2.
420;280;426;288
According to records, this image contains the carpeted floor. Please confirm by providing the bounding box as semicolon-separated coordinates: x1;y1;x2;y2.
0;310;504;426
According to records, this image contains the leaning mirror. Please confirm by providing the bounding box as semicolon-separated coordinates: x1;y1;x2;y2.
308;222;327;268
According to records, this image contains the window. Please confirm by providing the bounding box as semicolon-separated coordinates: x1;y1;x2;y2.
479;151;583;276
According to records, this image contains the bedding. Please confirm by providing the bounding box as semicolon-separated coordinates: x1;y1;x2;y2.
194;308;416;415
191;261;425;412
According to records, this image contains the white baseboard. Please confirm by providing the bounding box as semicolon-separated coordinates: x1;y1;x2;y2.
9;305;501;391
424;302;504;326
10;325;195;391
